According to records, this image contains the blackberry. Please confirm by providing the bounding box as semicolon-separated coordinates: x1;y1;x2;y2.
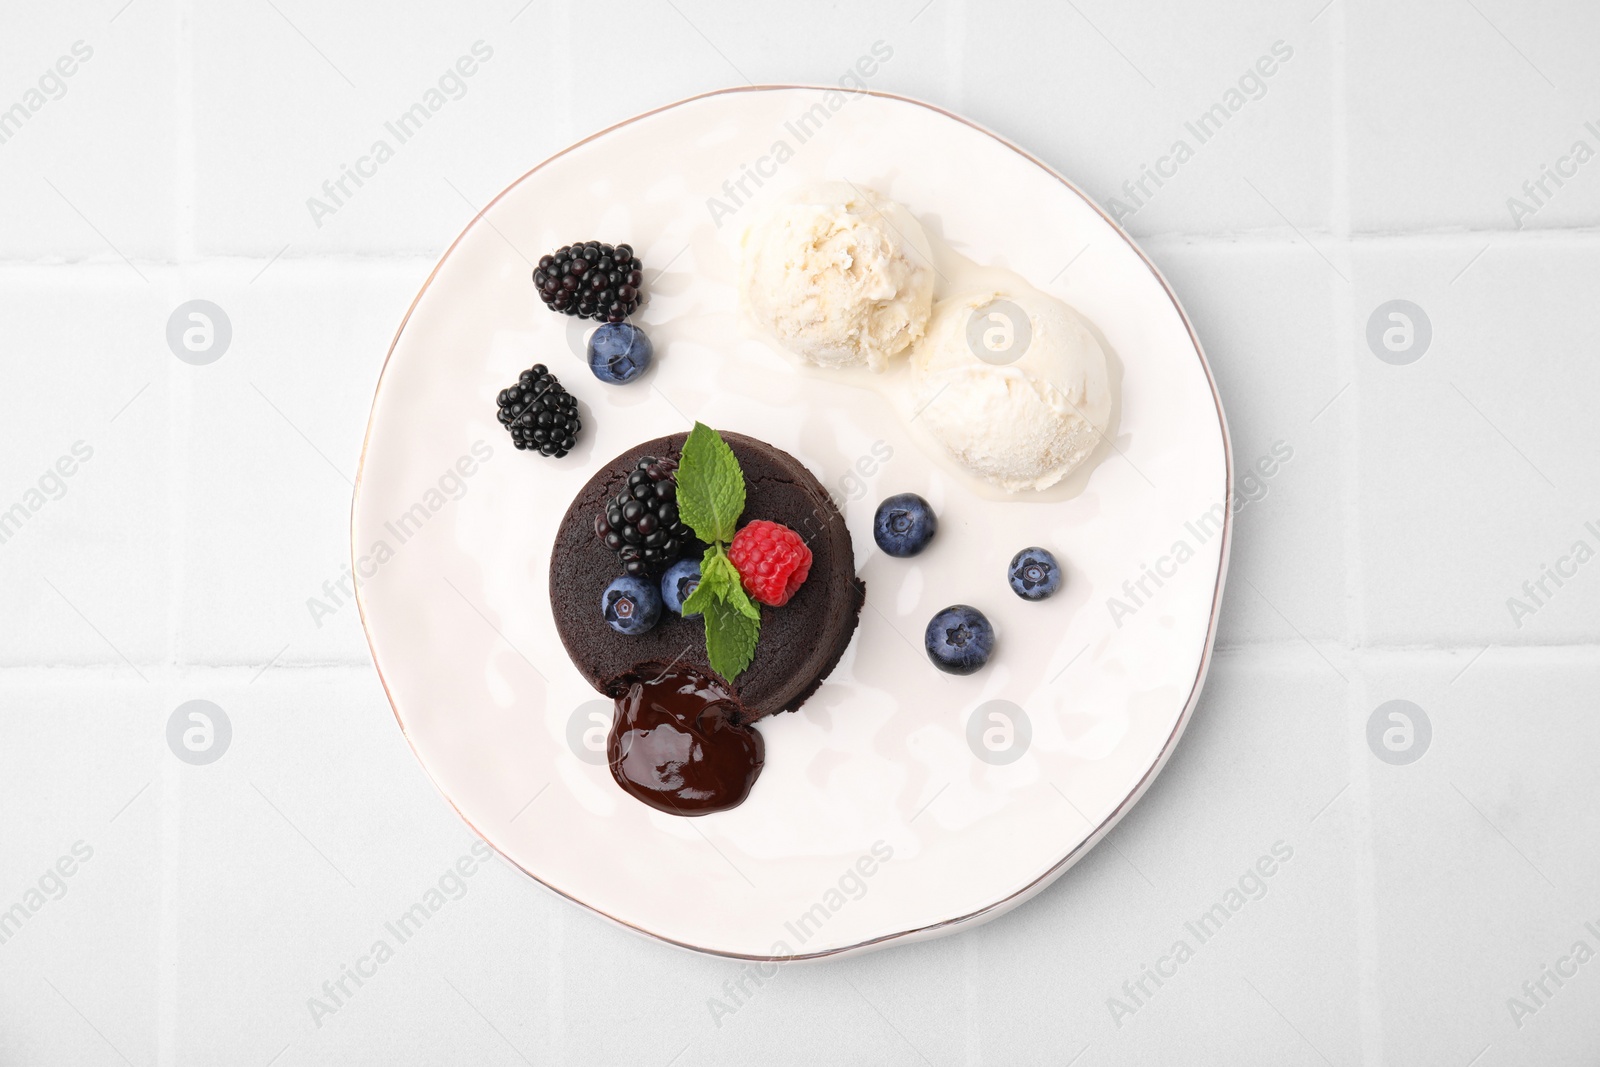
593;456;695;577
532;241;644;323
496;364;581;457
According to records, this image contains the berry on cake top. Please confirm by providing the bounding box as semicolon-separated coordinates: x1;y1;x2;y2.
594;456;693;578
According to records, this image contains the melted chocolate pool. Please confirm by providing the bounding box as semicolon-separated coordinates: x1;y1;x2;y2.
607;666;765;816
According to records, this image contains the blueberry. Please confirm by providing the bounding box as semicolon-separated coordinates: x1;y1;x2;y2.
661;557;703;619
923;604;994;675
601;575;662;635
873;493;937;557
1008;547;1062;601
586;322;653;384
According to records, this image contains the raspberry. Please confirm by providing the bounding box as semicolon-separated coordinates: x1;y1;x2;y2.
727;520;812;607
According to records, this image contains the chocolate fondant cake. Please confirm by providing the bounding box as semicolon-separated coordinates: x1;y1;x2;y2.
550;431;864;719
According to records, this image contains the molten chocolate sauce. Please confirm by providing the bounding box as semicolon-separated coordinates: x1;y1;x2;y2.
607;666;764;816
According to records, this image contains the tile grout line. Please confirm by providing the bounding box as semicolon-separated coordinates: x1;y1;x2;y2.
1327;0;1356;757
174;0;196;263
1324;4;1383;1063
942;0;967;113
156;720;180;1067
156;335;184;1065
158;3;198;1064
8;226;1600;277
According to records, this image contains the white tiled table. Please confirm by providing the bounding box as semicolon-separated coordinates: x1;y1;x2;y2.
4;2;1598;1064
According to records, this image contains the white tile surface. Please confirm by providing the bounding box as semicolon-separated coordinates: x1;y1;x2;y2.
0;679;162;1067
1347;0;1600;233
1354;235;1600;646
0;267;171;668
961;1;1337;238
0;3;180;261
3;0;1599;1062
172;259;428;665
1147;239;1347;647
1360;649;1600;1066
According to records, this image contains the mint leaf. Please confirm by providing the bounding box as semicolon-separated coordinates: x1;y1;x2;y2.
680;578;716;619
704;549;760;621
680;562;720;619
727;582;761;622
676;422;745;545
681;545;761;680
681;546;734;617
705;548;745;591
703;596;759;681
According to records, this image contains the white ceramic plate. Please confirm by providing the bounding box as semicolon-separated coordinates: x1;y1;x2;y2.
353;87;1231;960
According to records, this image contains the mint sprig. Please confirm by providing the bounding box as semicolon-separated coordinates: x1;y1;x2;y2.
676;423;760;681
684;548;760;678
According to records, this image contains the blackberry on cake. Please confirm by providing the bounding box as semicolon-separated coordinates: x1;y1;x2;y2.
594;455;694;577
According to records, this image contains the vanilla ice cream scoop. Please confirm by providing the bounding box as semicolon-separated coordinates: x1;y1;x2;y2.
910;290;1112;492
740;184;934;371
